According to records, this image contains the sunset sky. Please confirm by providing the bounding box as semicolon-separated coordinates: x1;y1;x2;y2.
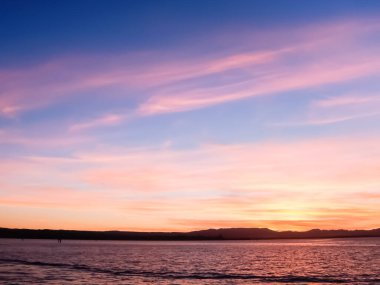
1;0;380;231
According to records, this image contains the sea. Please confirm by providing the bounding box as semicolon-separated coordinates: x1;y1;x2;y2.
0;238;379;284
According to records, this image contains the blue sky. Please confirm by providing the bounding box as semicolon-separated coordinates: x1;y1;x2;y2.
2;0;379;64
1;0;380;231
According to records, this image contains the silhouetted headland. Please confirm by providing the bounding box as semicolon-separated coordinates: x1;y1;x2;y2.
1;227;379;241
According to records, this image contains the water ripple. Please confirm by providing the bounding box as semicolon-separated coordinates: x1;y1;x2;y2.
1;258;379;283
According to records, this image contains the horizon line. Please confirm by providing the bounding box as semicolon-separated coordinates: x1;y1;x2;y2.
2;226;380;233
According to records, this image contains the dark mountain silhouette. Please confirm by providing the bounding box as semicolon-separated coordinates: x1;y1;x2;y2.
187;228;380;239
1;227;379;241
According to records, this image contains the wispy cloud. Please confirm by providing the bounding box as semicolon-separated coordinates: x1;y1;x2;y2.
138;20;380;115
0;129;91;148
313;94;380;108
2;17;380;231
138;58;380;115
69;113;128;132
274;112;380;126
272;92;380;126
2;135;378;230
1;18;379;123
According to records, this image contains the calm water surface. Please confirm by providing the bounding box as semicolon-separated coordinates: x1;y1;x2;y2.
0;238;379;284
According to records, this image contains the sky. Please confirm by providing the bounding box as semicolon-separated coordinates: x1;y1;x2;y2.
1;0;380;231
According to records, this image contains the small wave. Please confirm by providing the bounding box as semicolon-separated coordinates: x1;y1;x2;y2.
1;258;379;283
0;258;112;274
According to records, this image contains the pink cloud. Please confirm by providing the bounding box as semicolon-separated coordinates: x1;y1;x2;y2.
314;94;380;108
69;113;127;132
0;129;91;148
1;18;380;231
139;49;380;115
274;112;380;126
137;20;380;115
71;136;380;196
0;186;108;209
272;92;380;126
1;135;379;230
1;18;379;121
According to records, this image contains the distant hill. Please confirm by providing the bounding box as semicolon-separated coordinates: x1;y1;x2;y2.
187;228;380;239
1;227;379;241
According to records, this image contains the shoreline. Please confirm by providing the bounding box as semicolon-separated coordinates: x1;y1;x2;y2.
1;227;379;241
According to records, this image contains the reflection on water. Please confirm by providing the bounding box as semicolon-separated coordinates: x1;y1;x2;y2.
0;238;379;284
